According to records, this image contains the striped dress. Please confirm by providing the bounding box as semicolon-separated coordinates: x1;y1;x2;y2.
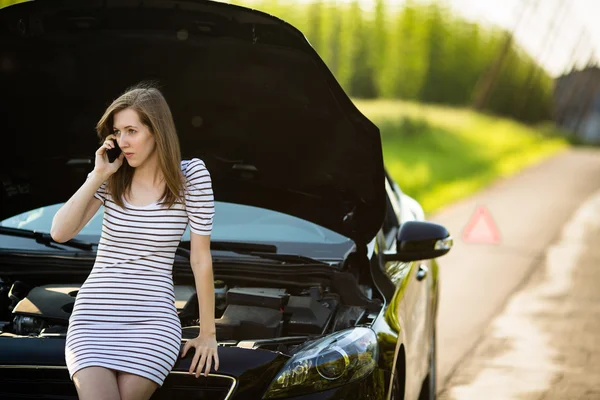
65;158;214;386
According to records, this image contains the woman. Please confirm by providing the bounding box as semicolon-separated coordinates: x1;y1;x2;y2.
51;82;219;400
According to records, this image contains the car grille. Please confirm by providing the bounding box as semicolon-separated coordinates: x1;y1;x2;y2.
0;366;237;400
0;367;78;400
156;371;237;400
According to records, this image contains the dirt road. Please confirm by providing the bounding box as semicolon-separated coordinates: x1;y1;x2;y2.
430;148;600;394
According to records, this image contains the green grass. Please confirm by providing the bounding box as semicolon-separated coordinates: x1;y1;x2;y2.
353;99;569;215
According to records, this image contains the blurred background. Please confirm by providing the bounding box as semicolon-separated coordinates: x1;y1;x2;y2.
210;0;600;215
215;0;600;216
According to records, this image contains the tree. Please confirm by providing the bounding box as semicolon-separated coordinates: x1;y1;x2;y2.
337;1;377;97
371;0;388;98
419;2;451;103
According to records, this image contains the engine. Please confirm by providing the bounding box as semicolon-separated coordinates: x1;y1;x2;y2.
0;280;340;341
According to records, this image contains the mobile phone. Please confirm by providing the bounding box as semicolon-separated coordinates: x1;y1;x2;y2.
106;139;122;163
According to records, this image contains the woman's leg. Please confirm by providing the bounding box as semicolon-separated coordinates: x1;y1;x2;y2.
117;371;160;400
73;367;121;400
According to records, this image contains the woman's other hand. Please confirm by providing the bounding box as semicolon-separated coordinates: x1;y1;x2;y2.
181;334;219;377
94;134;124;178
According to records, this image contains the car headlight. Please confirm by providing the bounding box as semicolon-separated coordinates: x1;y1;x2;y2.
263;327;379;399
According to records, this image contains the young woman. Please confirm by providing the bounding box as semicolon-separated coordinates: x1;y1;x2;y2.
51;83;218;400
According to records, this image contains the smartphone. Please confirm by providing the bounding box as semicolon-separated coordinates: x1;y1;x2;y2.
106;139;122;163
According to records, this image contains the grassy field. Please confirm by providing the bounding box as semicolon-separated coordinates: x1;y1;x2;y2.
353;99;569;215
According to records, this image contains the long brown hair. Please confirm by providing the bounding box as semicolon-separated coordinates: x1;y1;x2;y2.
96;82;185;209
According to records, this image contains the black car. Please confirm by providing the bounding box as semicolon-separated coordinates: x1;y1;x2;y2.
0;0;453;399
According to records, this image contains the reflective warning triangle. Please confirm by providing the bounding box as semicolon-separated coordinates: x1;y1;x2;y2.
462;205;501;244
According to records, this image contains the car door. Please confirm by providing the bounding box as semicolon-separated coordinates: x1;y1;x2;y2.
382;175;431;399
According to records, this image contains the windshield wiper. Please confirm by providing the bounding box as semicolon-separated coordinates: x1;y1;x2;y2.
177;240;327;265
211;241;277;253
239;251;328;265
0;226;95;251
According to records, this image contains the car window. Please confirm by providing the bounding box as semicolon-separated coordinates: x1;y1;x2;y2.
384;170;403;204
1;201;351;246
382;180;400;248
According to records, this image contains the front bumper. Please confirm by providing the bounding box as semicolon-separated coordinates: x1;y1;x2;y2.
0;336;391;400
0;365;390;400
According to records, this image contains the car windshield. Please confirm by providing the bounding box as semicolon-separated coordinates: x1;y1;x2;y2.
0;202;354;259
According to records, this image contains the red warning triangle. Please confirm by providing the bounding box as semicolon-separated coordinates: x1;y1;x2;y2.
462;206;501;244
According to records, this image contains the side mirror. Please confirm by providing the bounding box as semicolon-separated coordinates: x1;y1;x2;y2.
384;221;453;262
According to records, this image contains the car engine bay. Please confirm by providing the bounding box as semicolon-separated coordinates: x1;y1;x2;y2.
0;277;381;350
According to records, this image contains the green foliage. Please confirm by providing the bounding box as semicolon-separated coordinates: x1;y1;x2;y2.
380;0;430;100
354;99;568;214
339;1;377;98
233;0;556;123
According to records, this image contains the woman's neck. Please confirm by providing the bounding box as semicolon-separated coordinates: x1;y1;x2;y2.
133;151;164;187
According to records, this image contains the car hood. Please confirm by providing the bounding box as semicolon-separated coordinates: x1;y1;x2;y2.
0;0;385;243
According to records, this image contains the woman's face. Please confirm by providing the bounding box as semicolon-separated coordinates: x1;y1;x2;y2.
112;107;157;169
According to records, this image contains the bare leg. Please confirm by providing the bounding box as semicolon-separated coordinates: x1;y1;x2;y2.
73;367;121;400
117;371;160;400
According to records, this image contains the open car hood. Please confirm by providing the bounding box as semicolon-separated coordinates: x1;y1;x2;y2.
0;0;385;243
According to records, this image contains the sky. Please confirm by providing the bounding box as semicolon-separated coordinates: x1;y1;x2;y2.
440;0;600;76
291;0;600;77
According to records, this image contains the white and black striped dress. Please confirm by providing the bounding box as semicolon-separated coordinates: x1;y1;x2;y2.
65;158;214;386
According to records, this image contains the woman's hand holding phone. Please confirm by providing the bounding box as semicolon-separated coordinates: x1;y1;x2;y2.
94;134;124;179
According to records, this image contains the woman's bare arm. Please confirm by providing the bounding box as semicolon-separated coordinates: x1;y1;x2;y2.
50;134;124;242
50;173;105;243
190;233;216;337
181;232;219;377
